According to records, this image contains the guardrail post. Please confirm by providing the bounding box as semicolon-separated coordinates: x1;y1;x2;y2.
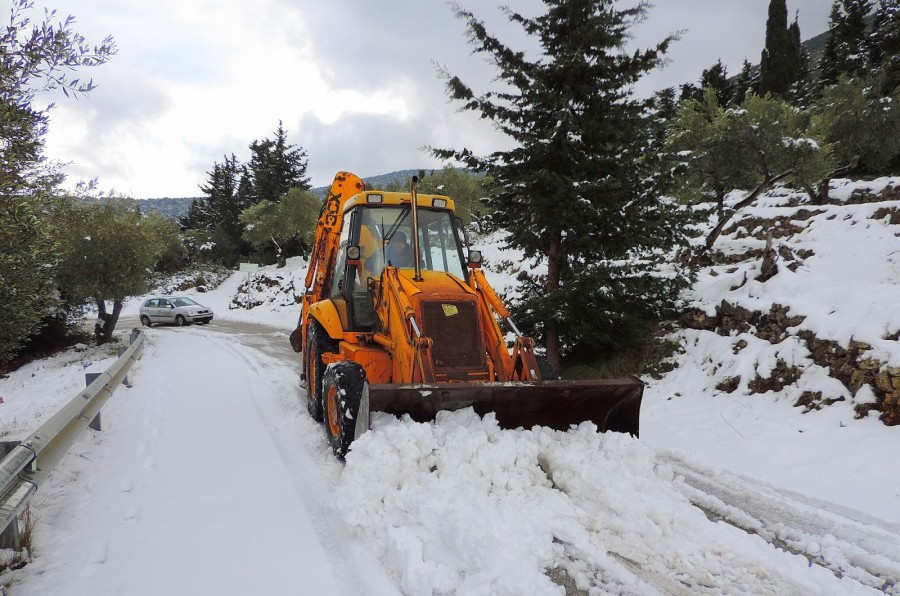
116;347;132;388
85;373;102;431
0;516;21;550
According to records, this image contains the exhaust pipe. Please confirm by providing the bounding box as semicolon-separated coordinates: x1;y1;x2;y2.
410;175;423;281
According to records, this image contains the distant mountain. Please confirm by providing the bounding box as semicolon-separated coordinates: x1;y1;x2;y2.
311;169;431;197
135;169;433;220
136;196;198;221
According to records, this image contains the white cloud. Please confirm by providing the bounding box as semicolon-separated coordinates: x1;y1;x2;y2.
35;0;833;197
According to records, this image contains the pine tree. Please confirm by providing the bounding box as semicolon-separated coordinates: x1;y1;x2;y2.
870;0;900;91
699;60;733;107
730;60;756;106
195;154;246;264
248;121;310;202
759;0;803;97
432;0;693;370
820;0;875;87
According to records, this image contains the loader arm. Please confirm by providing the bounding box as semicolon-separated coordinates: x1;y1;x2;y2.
469;267;541;382
290;172;364;353
372;266;436;384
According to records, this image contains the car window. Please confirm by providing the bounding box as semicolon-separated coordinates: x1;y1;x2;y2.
172;298;198;307
159;299;171;307
144;299;155;307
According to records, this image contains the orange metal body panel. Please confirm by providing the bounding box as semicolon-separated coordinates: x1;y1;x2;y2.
295;171;541;385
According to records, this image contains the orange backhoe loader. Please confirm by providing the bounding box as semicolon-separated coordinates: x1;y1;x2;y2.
290;171;643;457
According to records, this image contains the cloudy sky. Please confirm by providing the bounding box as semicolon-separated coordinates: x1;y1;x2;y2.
33;0;833;198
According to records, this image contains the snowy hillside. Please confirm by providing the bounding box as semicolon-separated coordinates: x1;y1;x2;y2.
643;178;900;523
1;178;899;594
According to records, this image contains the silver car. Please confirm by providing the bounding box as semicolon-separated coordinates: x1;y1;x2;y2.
139;296;214;327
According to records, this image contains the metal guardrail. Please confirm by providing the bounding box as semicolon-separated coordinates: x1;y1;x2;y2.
0;328;144;549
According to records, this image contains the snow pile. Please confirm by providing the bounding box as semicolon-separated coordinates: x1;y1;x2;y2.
230;266;306;311
338;410;872;594
148;266;231;295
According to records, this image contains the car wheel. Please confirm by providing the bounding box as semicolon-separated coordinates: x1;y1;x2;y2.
175;314;187;326
140;315;152;327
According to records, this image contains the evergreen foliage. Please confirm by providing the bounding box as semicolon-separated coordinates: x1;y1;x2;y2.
758;0;803;97
248;120;311;202
239;188;321;267
55;201;168;343
731;60;756;107
820;0;875;87
181;124;311;266
810;74;900;176
432;0;694;368
0;1;114;364
666;88;757;218
668;92;835;250
870;0;900;91
682;60;734;107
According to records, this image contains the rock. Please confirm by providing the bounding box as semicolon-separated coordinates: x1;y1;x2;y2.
778;245;796;261
716;376;741;393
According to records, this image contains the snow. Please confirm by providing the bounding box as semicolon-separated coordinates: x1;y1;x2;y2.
1;177;899;593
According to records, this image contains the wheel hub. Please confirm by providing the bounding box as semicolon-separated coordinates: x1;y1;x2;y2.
327;385;340;436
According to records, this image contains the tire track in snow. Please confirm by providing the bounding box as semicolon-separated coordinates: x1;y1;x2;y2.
659;452;900;594
535;444;882;595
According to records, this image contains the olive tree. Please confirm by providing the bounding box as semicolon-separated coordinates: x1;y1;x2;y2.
56;201;164;343
240;188;320;267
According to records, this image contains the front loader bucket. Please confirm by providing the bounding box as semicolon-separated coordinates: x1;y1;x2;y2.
355;379;643;440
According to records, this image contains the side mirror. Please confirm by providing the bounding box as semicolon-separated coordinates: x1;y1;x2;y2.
168;304;175;309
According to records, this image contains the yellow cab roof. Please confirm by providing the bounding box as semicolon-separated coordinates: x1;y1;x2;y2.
342;190;455;213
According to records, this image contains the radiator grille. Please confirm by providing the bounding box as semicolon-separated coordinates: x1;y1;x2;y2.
421;300;484;370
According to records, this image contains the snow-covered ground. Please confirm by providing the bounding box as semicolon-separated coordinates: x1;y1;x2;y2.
1;178;899;593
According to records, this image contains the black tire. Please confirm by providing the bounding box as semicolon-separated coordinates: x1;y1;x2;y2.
304;319;338;422
140;315;152;327
175;314;188;326
323;361;366;459
536;355;558;380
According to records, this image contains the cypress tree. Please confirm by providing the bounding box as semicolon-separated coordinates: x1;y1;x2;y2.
433;0;693;370
759;0;802;97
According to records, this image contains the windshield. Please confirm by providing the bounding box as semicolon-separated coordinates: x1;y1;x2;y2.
172;297;199;307
357;206;466;280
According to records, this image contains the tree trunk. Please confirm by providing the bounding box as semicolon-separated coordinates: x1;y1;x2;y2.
703;170;791;253
544;230;563;373
95;298;123;344
816;178;830;204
